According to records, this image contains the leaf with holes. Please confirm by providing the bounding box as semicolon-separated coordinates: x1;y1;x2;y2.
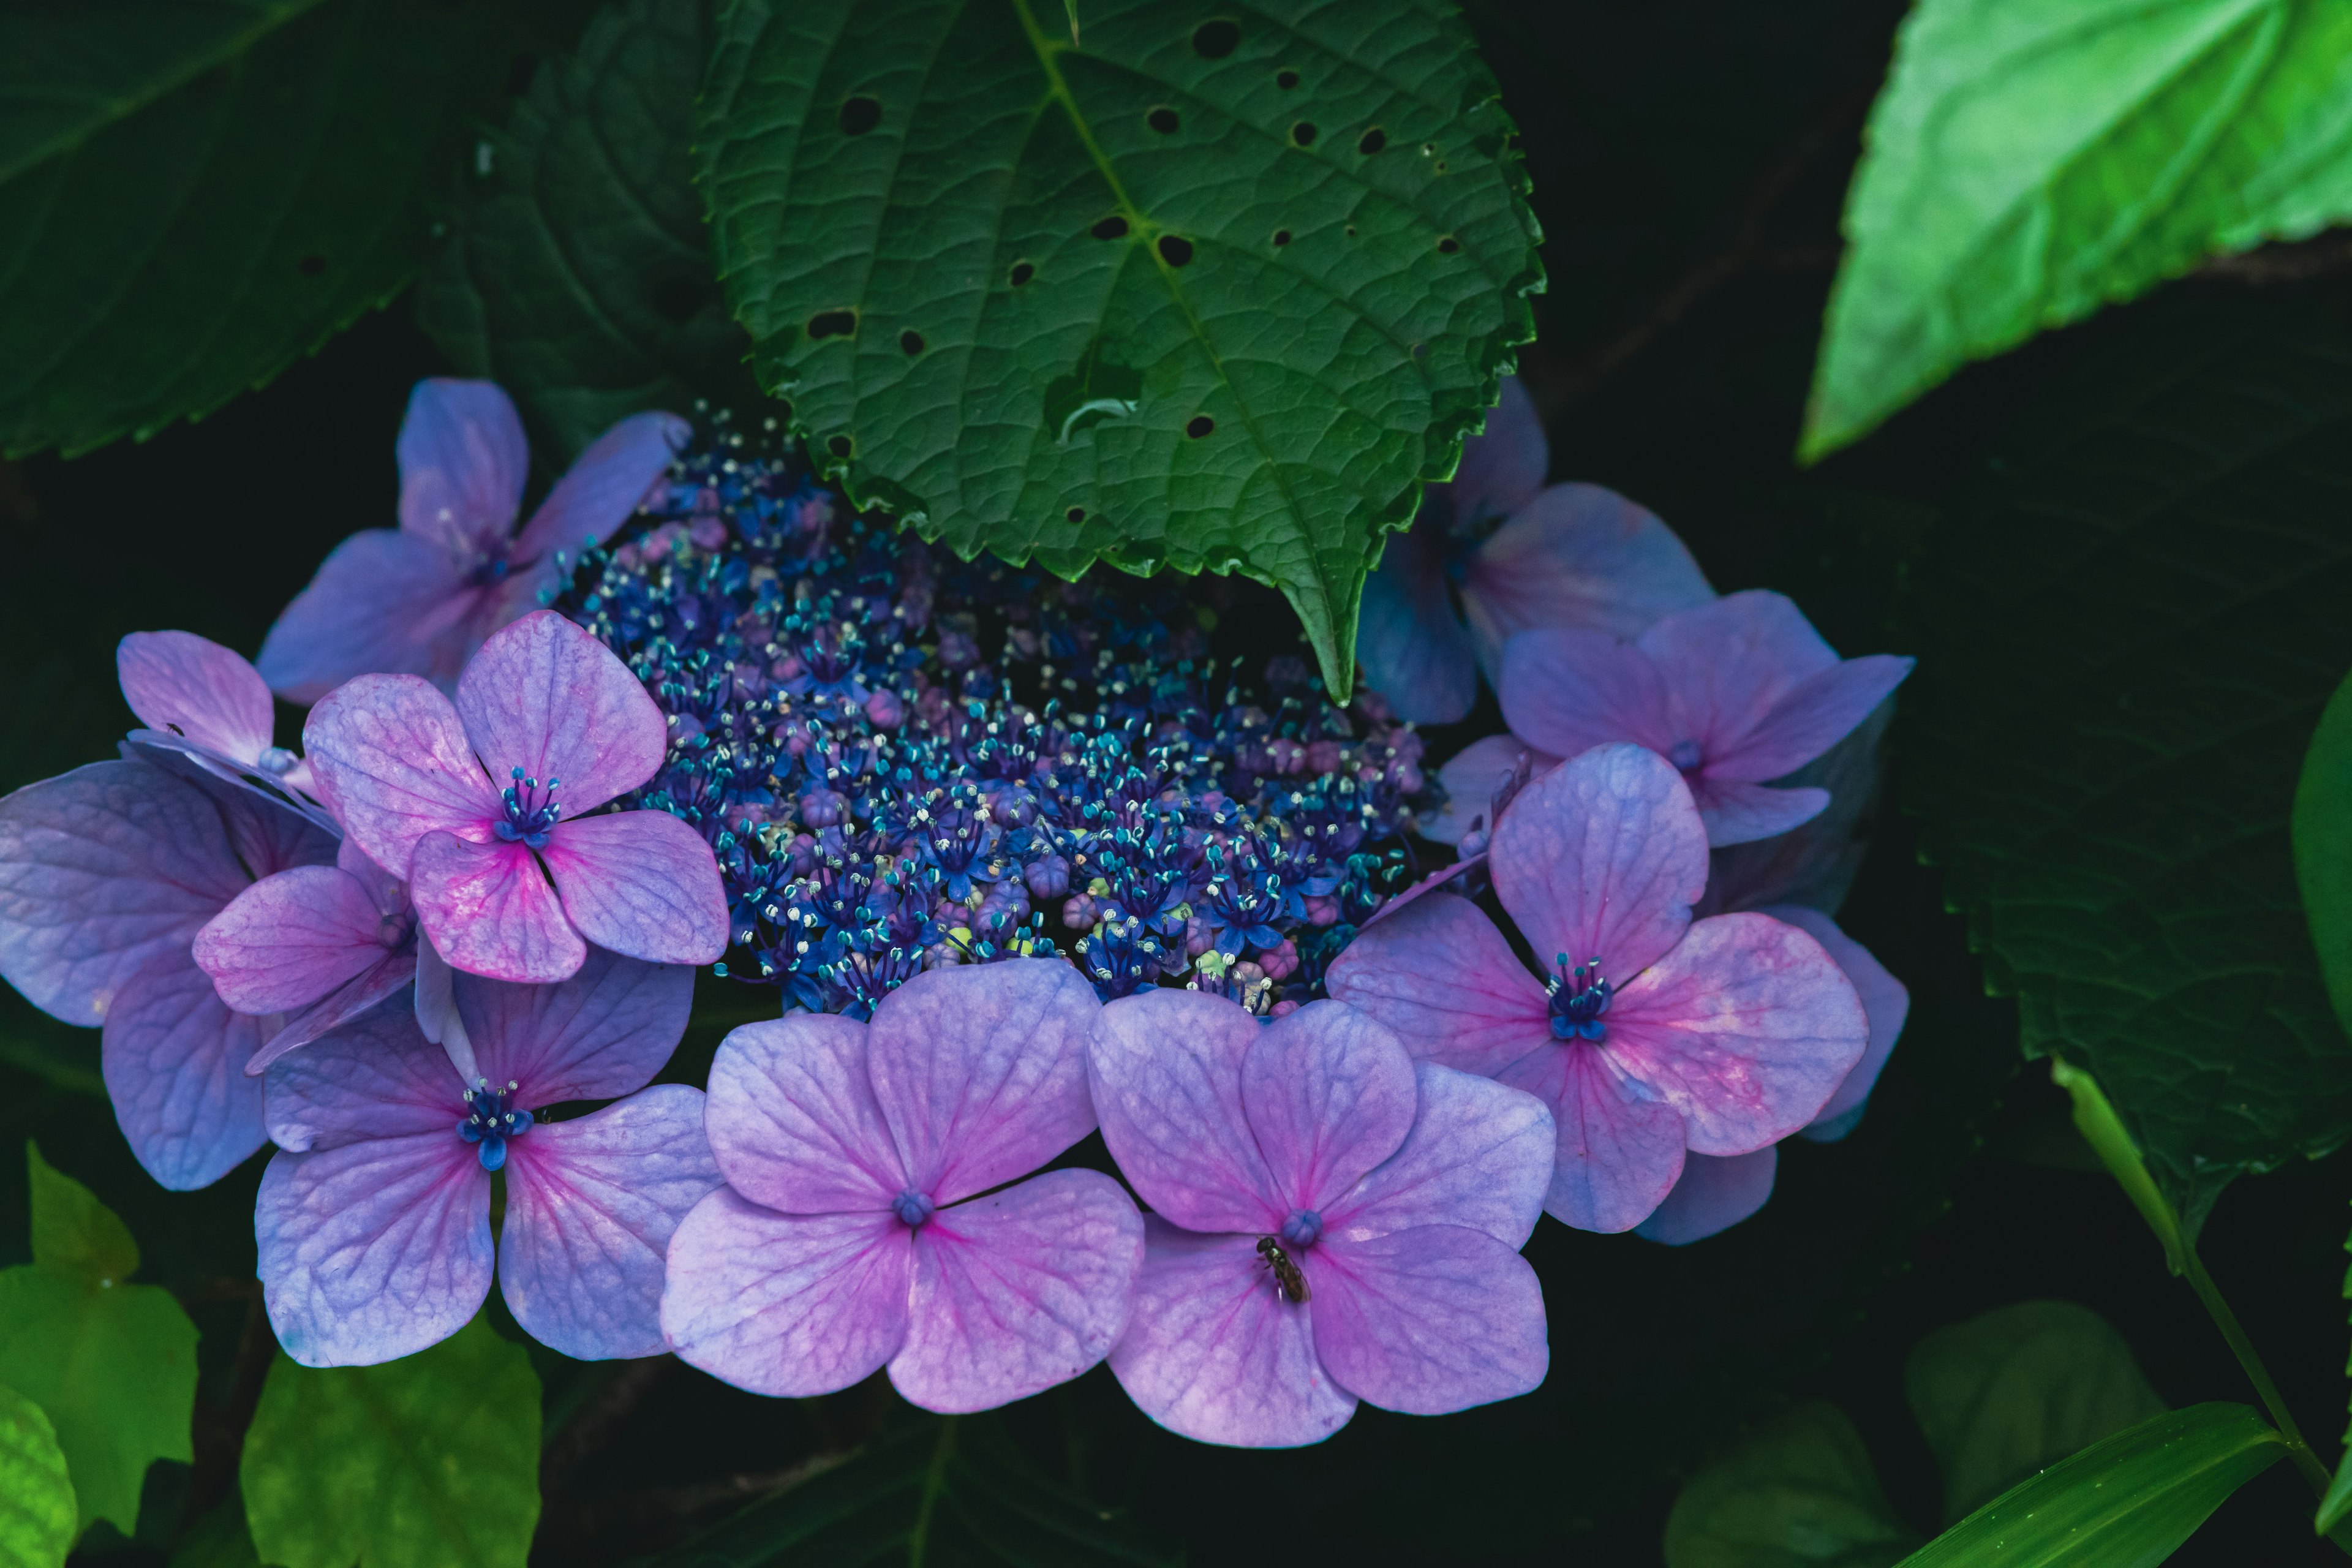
696;0;1542;698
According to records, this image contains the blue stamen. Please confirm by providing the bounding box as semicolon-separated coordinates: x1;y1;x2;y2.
892;1190;935;1228
1547;953;1611;1042
496;767;563;848
1668;739;1703;772
1279;1208;1322;1248
456;1079;534;1171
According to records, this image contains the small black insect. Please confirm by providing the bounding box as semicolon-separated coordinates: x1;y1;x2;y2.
1256;1235;1310;1303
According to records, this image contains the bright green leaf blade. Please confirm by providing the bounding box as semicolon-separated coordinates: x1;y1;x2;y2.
240;1314;541;1568
24;1142;138;1286
695;0;1542;698
1904;296;2352;1238
0;1382;76;1568
1896;1403;2283;1568
2295;659;2352;1037
1802;0;2352;460
417;0;763;460
1664;1400;1919;1568
1905;1300;2165;1523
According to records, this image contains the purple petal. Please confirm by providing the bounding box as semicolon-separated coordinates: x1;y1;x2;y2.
864;960;1101;1205
1305;1225;1547;1414
251;956;415;1074
660;1191;912;1396
891;1169;1144;1412
116;631;275;764
1709;655;1913;784
256;1135;491;1366
1415;734;1555;847
102;958;268;1190
1443;375;1547;524
451;612;666;815
1324;893;1550;1076
1607;911;1867;1155
411;831;585;984
704;1014;905;1212
1460;483;1714;674
1761;906;1908;1140
510;411;689;571
195;865;391;1016
1498;1044;1684;1233
304;674;499;874
1638;591;1840;754
1324;1063;1552;1248
499;1084;722;1360
1088;990;1284;1234
1240;1001;1417;1216
1490;743;1708;982
255;530;488;703
199;766;339;881
262;1001;463;1153
1687;778;1831;848
1700;703;1891;917
1107;1218;1356;1449
1497;628;1678;763
413;938;480;1084
541;812;729;968
454;946;690;1105
1634;1147;1779;1245
397;379;527;554
1356;520;1478;725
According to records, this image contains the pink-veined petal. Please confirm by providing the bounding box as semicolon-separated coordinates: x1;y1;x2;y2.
541;811;728;968
703;1014;905;1213
1461;483;1714;674
1759;906;1909;1140
1304;1224;1547;1414
1324;1063;1552;1248
255;529;489;703
1498;1043;1684;1233
410;831;584;984
397;379;527;554
1638;590;1841;756
1635;1147;1779;1245
1324;892;1550;1076
1709;655;1913;784
1088;990;1283;1234
1496;627;1679;763
102;959;268;1191
262;1001;464;1153
452;611;666;814
1240;1001;1416;1216
116;631;275;764
454;945;690;1104
304;674;497;873
1356;521;1478;725
511;411;688;570
195;865;394;1016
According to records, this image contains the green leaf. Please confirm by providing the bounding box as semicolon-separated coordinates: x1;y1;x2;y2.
656;1413;1183;1567
1802;0;2352;461
1904;296;2352;1237
0;1145;197;1537
695;0;1542;698
239;1313;541;1568
2296;659;2352;1038
0;0;577;457
417;0;763;460
1905;1301;2165;1523
1894;1403;2283;1567
0;1382;76;1568
1663;1401;1920;1568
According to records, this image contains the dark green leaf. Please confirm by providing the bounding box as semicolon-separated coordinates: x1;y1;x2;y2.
695;0;1542;698
0;1381;76;1568
418;0;763;460
240;1314;541;1568
1664;1400;1919;1568
1905;296;2352;1237
657;1414;1183;1568
1895;1403;2283;1568
2324;1197;2352;1535
24;1142;137;1287
165;1501;262;1568
1803;0;2352;459
2296;659;2352;1038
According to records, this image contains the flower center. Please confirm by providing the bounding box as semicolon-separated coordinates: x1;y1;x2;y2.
892;1190;935;1228
1547;953;1611;1042
1667;739;1703;772
257;745;301;776
1279;1208;1323;1248
496;768;562;848
470;553;514;588
458;1080;533;1172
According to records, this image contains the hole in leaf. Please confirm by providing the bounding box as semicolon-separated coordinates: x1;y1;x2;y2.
1192;19;1239;58
840;96;881;135
1090;216;1129;239
900;330;925;355
827;435;853;458
808;309;858;339
1157;235;1194;267
1411;342;1428;359
1358;127;1385;155
1434;160;1448;173
1272;228;1292;247
1186;415;1215;439
1291;122;1317;147
1276;69;1300;89
1436;236;1460;254
1066;506;1087;522
1148;107;1179;134
1009;260;1036;287
1346;224;1358;238
297;253;327;276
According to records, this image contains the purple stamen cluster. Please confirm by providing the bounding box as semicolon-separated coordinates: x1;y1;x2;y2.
497;768;562;848
1547;954;1611;1041
458;1079;533;1172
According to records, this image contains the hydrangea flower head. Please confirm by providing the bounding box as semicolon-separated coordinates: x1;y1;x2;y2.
257;948;715;1365
303;609;729;983
258;380;687;701
1327;743;1868;1233
661;960;1144;1412
117;630;320;805
1087;990;1553;1447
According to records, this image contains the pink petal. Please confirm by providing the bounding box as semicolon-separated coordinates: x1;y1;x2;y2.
1324;1063;1552;1248
1356;520;1478;725
255;1134;491;1367
116;631;275;764
1324;893;1550;1077
1606;911;1868;1155
410;831;585;984
1088;990;1284;1235
511;411;688;569
255;529;489;703
452;612;666;815
1687;777;1831;848
261;1000;464;1153
455;945;691;1104
660;1191;913;1396
541;811;728;968
499;1085;722;1360
1444;375;1547;523
1634;1147;1779;1245
1760;906;1909;1139
704;1014;905;1212
195;865;394;1016
303;674;499;874
102;958;268;1191
1638;591;1841;755
1415;733;1556;847
1497;628;1678;763
1107;1218;1356;1449
864;960;1101;1205
1709;655;1913;783
1240;1001;1417;1215
1490;743;1708;982
1499;1043;1685;1233
397;379;528;554
1461;483;1714;674
1305;1225;1547;1414
891;1169;1145;1413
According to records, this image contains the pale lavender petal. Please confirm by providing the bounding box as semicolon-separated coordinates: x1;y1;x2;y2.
452;612;666;814
116;631;275;764
1461;483;1715;674
864;960;1101;1204
1324;1063;1552;1248
195;866;390;1015
704;1015;905;1212
1639;591;1841;755
1088;990;1284;1234
891;1169;1144;1413
1634;1147;1778;1245
1709;655;1913;783
410;831;585;984
1761;906;1909;1140
252;955;413;1072
1107;1218;1355;1449
510;411;688;570
541;812;728;968
255;530;488;703
413;938;480;1086
660;1191;913;1396
499;1084;722;1360
1305;1225;1547;1414
1415;733;1556;847
397;379;528;554
1497;627;1679;763
1324;893;1550;1076
455;945;690;1104
1356;521;1477;725
1490;743;1708;982
1607;911;1867;1155
262;1001;463;1153
202;770;338;882
1687;778;1832;848
102;959;268;1190
303;674;498;873
1698;702;1891;917
1444;375;1547;523
256;1134;491;1367
1498;1044;1684;1233
1240;1001;1416;1216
